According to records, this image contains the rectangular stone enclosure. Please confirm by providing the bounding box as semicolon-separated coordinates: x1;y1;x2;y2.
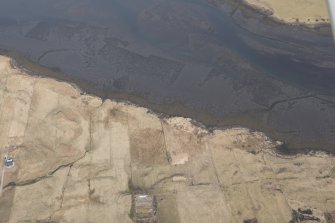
133;194;156;223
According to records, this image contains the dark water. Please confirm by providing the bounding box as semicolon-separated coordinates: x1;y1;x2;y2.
1;0;335;152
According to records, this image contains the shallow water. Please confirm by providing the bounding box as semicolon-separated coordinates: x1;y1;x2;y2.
1;0;335;152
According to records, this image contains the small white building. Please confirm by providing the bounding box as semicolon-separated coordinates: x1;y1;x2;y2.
4;155;15;168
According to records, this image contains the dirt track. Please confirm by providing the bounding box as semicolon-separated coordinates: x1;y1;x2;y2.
0;55;334;222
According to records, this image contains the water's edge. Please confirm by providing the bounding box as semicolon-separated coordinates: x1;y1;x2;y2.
2;50;334;156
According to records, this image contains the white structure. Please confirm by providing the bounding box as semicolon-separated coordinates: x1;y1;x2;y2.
4;155;15;168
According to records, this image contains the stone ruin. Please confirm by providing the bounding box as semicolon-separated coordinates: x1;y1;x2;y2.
133;194;157;223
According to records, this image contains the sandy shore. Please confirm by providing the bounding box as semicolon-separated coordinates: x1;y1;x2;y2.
210;0;330;26
245;0;330;25
0;55;334;222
